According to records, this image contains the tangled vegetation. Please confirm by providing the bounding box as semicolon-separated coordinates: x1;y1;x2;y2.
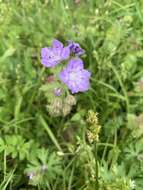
0;0;143;189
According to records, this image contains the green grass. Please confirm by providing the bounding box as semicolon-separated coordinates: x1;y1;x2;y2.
0;0;143;189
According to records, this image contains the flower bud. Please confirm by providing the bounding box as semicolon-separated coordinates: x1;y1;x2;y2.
65;95;76;106
46;75;55;83
62;104;71;116
54;88;62;96
47;98;63;117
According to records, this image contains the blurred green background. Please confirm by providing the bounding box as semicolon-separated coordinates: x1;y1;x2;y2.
0;0;143;189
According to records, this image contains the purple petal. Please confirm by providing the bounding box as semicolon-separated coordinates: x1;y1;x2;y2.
68;58;84;70
41;47;51;58
59;69;69;83
76;48;85;56
61;47;70;59
52;39;63;49
79;80;90;92
41;58;58;67
82;70;91;78
41;58;50;67
68;81;78;94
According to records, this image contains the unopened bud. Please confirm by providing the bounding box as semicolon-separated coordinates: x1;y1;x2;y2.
47;75;55;83
65;95;76;106
47;98;63;117
62;104;71;116
54;88;62;96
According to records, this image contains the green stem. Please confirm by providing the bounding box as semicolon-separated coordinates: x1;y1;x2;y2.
39;115;63;153
101;136;110;164
94;142;99;190
109;63;129;113
3;149;6;181
14;95;23;133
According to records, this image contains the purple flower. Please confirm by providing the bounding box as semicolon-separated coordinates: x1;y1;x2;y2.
41;39;70;67
59;58;91;94
68;40;85;56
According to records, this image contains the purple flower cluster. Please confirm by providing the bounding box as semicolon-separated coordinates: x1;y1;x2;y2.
41;39;90;94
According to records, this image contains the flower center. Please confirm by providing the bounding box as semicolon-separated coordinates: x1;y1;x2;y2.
70;71;78;81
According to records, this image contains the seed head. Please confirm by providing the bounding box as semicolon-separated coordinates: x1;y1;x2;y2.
87;110;98;125
65;95;76;106
62;104;71;116
47;98;63;117
86;110;101;143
